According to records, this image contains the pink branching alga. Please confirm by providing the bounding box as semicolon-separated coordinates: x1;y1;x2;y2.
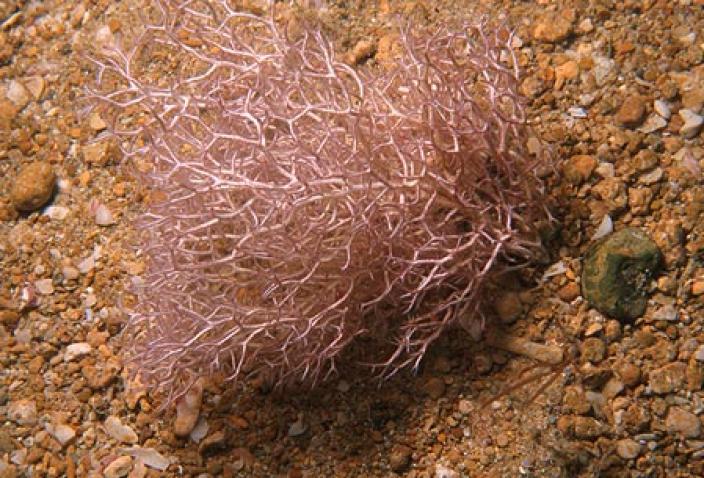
87;0;552;406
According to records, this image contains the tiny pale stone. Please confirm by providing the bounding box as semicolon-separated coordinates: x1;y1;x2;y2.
64;342;93;361
654;100;671;119
174;381;203;437
104;456;133;478
615;438;641;459
7;400;37;425
105;416;139;444
6;80;29;108
45;422;76;446
23;76;45;100
34;278;54;295
679;108;704;138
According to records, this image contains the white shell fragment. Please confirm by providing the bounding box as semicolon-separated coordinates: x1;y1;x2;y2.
592;215;613;241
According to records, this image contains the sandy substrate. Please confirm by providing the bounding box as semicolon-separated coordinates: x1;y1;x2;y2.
1;1;704;477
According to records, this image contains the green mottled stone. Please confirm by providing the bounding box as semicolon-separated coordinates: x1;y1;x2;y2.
581;228;662;321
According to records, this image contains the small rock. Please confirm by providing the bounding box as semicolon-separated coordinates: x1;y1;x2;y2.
6;400;37;426
122;447;169;471
653;304;678;322
558;415;606;439
557;282;580;302
435;464;459;478
665;406;701;438
682;88;704;112
347;39;376;65
6;80;29;108
82;359;121;389
638;114;668;133
88;112;107;131
563;385;590;415
288;415;307;437
82;141;114;166
493;291;523;324
581;337;606;363
532;12;573;43
95;204;116;226
389;444;412;472
564;154;597;185
44;205;70;221
104;416;139;444
198;430;228;456
174;380;203;437
679;108;703;138
616;96;646;128
44;422;76;446
582;228;662;321
34;278;54;295
654;100;671;119
595;162;615;178
649;362;687;394
189;417;209;443
64;342;92;361
615;438;641;459
62;265;80;282
695;345;704;362
104;456;133;478
423;377;446;400
602;377;624;399
23;77;44;100
616;362;641;387
10;162;56;212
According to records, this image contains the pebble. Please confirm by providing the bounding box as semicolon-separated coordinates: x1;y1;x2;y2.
649;362;687;394
679;108;703;138
95;203;116;226
435;464;459;478
665;407;701;438
638;114;668;133
615;438;641;459
532;12;573;43
88;111;107;131
580;337;606;363
652;304;678;322
6;80;29;108
44;422;76;446
34;278;54;295
389;444;412;472
616;95;646;128
595;162;615;178
24;77;44;101
64;342;92;361
602;377;624;399
10;162;56;212
616;362;641;387
582;228;663;321
103;456;133;478
198;430;228;456
493;291;523;323
288;415;307;437
104;416;139;444
6;400;37;426
424;377;446;400
564;154;597;185
694;345;704;362
654;100;671;119
563;386;590;415
174;381;203;437
122;447;170;471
